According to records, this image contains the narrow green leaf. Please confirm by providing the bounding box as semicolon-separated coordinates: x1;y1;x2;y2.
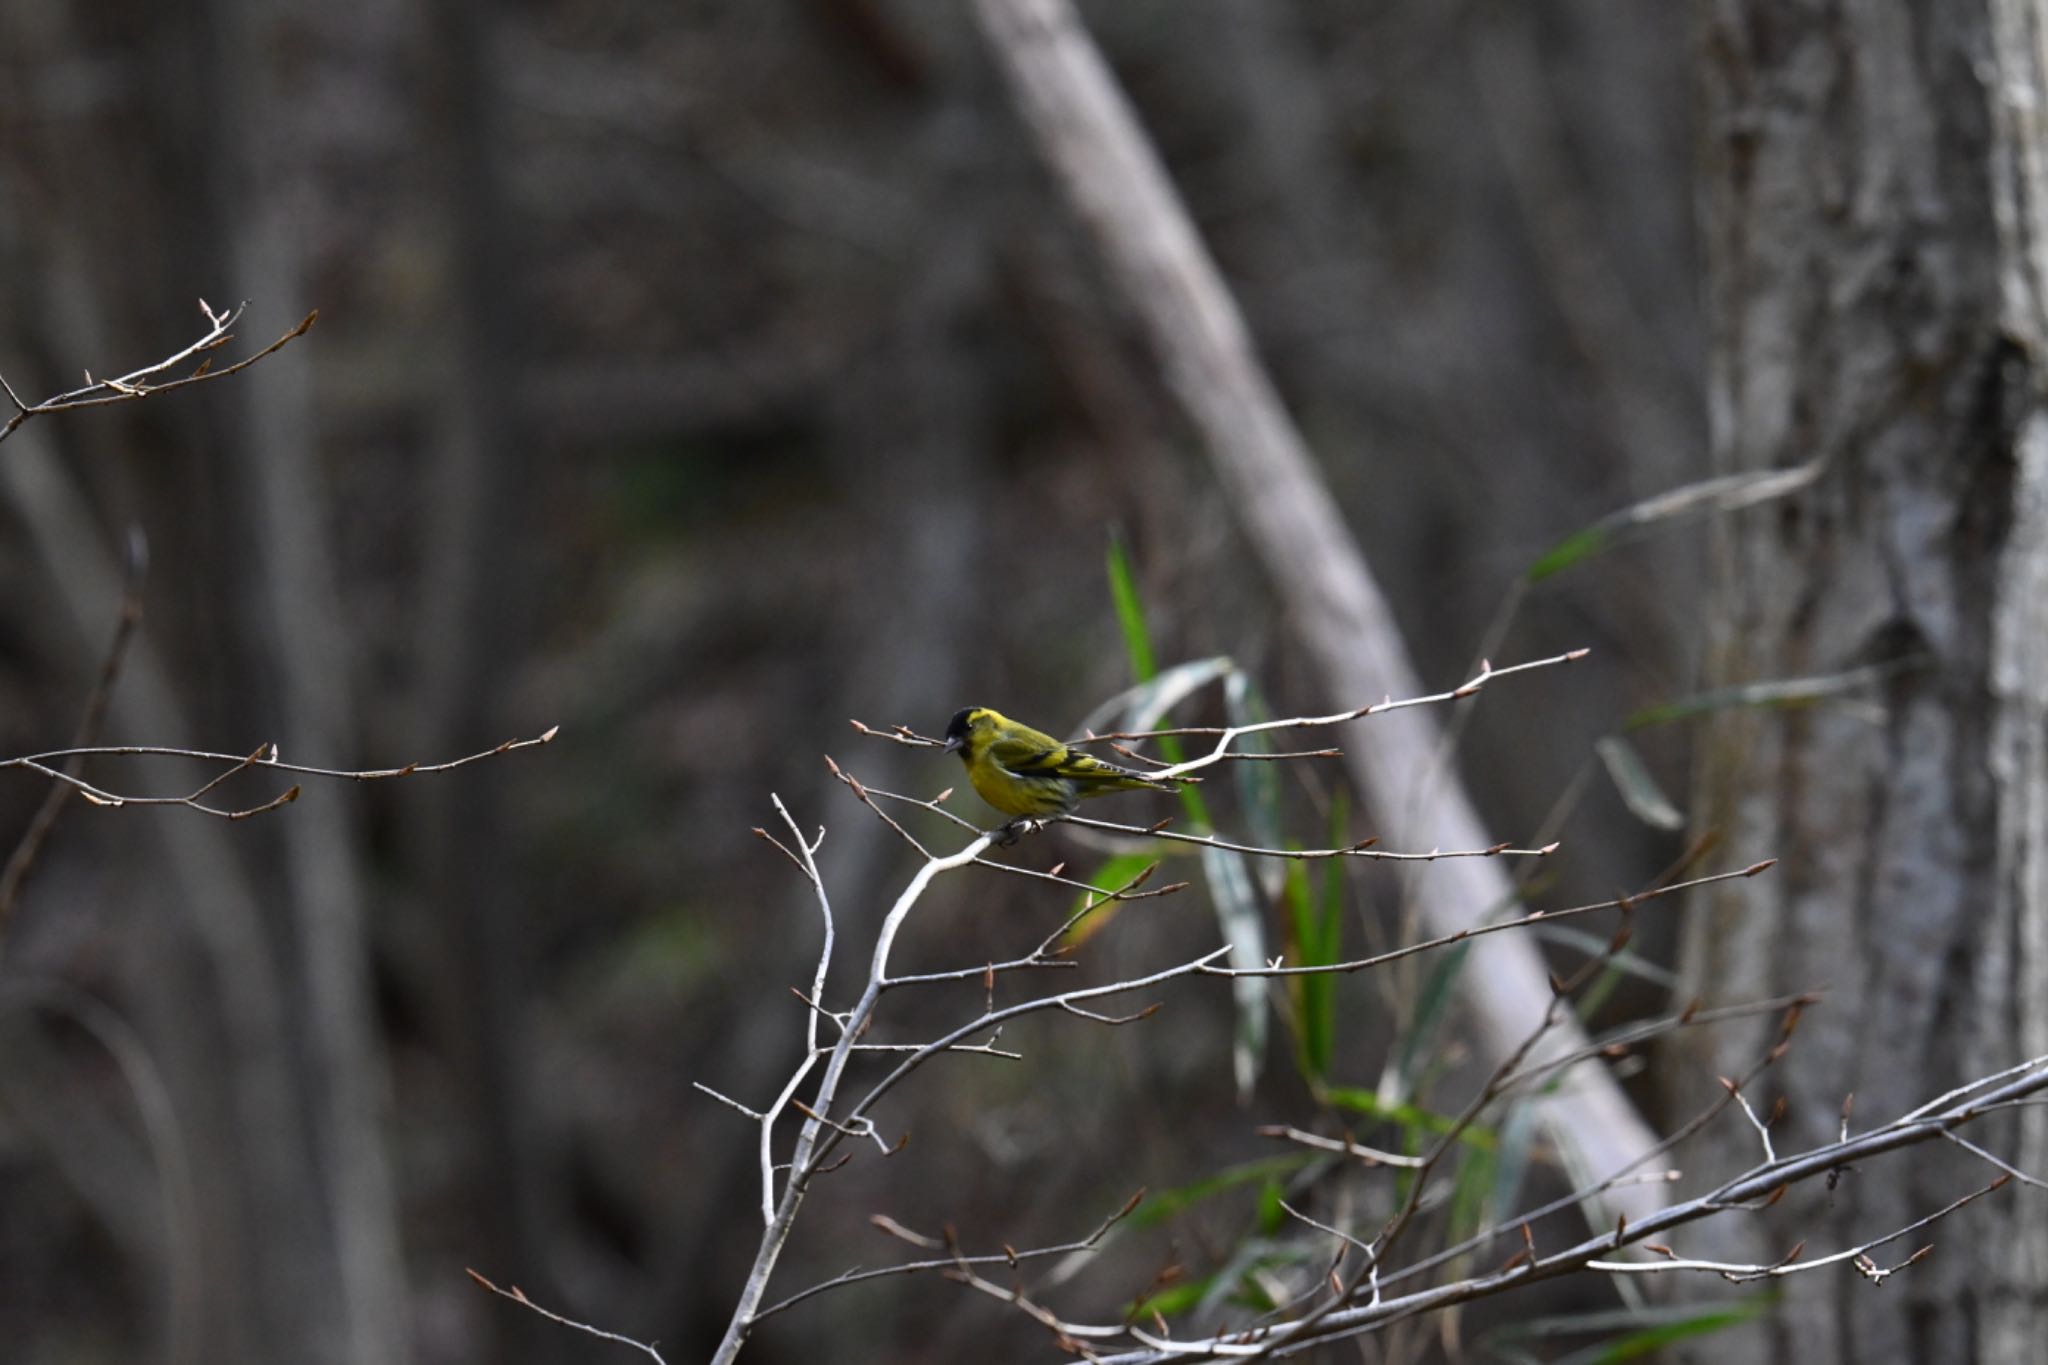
1076;657;1236;739
1622;658;1925;731
1097;537;1216;828
1530;924;1678;988
1485;1297;1772;1364
1574;1305;1768;1365
1223;670;1285;897
1594;734;1686;831
1106;529;1158;683
1203;844;1269;1100
1526;461;1823;584
1255;1178;1286;1234
1284;862;1335;1081
1489;1102;1540;1223
1323;1086;1497;1152
1394;941;1471;1098
1130;1154;1312;1228
1445;1140;1498;1243
1064;851;1160;947
1130;1276;1214;1320
1526;525;1611;583
1283;795;1349;1084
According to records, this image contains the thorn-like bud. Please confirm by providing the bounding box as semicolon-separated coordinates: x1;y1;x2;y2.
1048;862;1066;879
1743;859;1778;876
540;724;561;742
824;754;843;776
1566;647;1591;661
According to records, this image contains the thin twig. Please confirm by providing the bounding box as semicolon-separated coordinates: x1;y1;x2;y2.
1196;862;1774;980
2;729;559;821
0;303;317;446
467;1269;667;1364
1256;1127;1427;1169
755;1189;1146;1322
1063;813;1558;864
0;527;148;925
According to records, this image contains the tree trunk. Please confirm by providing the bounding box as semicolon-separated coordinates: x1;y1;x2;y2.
1678;3;2048;1360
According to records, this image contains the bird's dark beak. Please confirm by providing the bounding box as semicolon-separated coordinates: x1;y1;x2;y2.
942;735;963;754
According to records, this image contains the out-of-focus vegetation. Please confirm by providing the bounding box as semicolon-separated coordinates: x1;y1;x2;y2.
0;3;1709;1361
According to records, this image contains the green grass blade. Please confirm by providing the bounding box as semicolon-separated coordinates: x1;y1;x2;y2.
1323;1086;1497;1152
1107;529;1159;683
1203;845;1270;1100
1130;1154;1312;1228
1593;734;1686;831
1064;851;1161;948
1394;940;1470;1098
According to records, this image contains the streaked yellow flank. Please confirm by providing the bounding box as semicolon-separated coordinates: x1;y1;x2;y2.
942;706;1177;826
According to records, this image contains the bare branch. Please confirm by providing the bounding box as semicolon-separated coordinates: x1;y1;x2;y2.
1256;1127;1426;1170
1197;862;1774;980
467;1269;667;1364
0;303;317;447
1063;812;1558;864
755;1188;1146;1322
0;526;148;925
2;728;559;822
1586;1177;2006;1282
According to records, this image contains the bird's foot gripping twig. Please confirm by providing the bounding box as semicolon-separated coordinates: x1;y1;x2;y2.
994;817;1056;847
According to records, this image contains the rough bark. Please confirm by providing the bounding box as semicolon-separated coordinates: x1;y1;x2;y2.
1679;2;2048;1359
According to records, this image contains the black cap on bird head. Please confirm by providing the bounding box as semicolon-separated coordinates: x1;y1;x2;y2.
943;707;980;755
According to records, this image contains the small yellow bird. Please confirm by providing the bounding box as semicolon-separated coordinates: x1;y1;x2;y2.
942;706;1178;835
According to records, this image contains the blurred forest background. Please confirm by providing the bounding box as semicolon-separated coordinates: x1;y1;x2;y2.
8;1;2030;1363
